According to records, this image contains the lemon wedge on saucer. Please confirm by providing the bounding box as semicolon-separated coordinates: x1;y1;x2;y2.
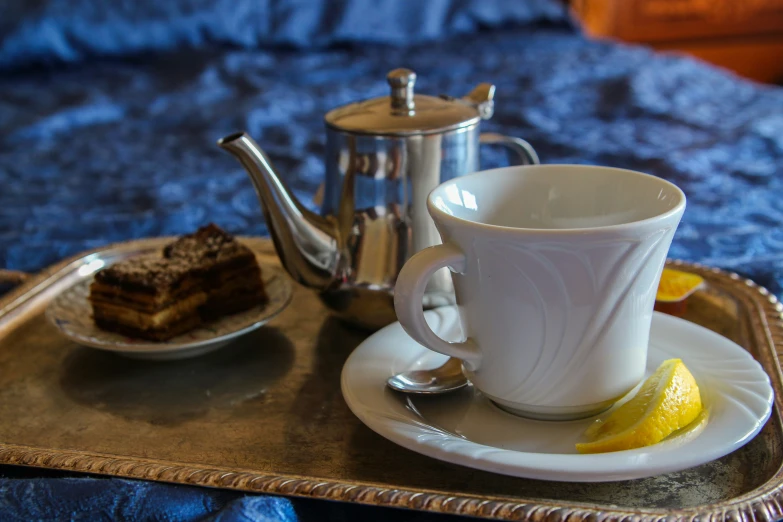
576;358;703;454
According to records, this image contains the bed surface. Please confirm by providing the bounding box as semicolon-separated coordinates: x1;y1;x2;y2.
2;26;781;296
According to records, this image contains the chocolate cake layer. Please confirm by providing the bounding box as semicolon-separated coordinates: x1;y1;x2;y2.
202;265;263;290
91;291;208;329
163;223;257;268
89;284;202;312
94;315;202;342
201;287;268;319
92;255;196;295
89;224;268;341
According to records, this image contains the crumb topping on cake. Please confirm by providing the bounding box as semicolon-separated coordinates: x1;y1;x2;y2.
95;255;190;288
163;223;250;265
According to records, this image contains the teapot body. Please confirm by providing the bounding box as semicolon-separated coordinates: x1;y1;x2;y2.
218;69;538;331
319;123;481;328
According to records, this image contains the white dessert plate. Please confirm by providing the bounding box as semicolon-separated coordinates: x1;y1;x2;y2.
341;306;774;482
46;263;292;360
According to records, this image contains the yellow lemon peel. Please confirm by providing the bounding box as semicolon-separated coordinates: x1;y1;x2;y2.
576;359;703;454
656;268;705;303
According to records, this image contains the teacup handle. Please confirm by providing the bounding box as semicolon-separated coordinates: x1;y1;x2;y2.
480;132;540;165
394;243;481;366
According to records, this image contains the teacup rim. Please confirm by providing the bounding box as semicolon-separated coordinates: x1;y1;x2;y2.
427;164;686;234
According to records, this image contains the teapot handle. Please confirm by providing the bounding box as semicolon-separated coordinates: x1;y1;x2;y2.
479;132;539;165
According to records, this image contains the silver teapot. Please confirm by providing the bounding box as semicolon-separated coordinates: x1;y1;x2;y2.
218;68;539;329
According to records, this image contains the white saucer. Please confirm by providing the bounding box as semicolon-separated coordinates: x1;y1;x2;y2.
46;264;292;360
341;306;774;482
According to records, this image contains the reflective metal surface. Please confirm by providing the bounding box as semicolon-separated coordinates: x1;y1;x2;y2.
217;133;339;290
324;68;482;135
321;123;481;326
387;68;416;114
219;68;540;329
1;238;783;522
480;132;541;165
386;356;468;394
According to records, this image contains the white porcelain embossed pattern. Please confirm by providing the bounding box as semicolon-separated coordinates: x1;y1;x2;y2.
394;165;686;419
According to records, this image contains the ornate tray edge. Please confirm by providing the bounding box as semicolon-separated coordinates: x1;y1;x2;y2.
2;243;783;522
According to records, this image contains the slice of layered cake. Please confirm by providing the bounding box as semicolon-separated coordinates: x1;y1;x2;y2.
162;223;268;319
89;256;208;340
89;224;267;341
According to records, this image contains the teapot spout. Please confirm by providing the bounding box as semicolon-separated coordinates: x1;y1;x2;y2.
217;132;338;290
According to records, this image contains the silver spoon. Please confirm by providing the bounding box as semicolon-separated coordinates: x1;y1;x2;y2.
386;357;468;394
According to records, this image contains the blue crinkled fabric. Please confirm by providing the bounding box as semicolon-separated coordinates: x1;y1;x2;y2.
1;28;781;296
0;471;473;521
0;476;293;522
0;0;571;69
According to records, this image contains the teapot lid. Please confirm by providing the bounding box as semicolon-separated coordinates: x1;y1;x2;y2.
324;68;488;136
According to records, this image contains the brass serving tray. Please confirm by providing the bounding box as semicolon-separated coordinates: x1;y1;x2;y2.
1;237;783;522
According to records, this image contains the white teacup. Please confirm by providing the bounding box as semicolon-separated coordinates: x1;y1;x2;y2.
394;165;686;420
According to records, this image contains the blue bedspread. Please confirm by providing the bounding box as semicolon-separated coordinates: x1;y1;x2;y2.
1;1;782;520
2;28;782;295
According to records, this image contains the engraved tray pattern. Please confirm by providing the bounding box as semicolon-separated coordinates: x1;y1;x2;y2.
1;238;782;522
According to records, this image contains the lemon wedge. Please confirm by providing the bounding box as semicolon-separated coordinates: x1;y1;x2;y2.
576;359;703;454
656;268;705;303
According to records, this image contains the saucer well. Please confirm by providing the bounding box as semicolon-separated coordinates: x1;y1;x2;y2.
46;264;292;360
341;306;774;482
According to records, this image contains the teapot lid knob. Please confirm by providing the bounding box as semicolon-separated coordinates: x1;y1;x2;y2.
387;68;416;114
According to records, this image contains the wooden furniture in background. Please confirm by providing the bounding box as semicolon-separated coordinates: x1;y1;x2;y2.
570;0;783;84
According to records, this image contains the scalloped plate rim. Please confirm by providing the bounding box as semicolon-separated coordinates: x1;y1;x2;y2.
45;264;292;354
341;307;775;482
